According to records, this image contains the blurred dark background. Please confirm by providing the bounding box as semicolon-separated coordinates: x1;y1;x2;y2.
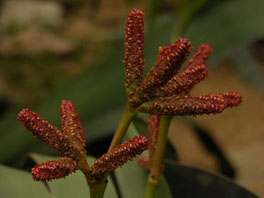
0;0;264;196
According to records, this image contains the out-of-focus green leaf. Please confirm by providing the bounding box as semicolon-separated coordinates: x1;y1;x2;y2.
184;0;264;60
183;0;264;88
114;123;173;198
28;153;118;198
0;164;50;198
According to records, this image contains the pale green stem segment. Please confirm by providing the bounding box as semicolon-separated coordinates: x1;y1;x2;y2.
87;103;137;198
79;103;137;198
89;182;107;198
146;176;159;198
108;103;138;152
145;115;172;198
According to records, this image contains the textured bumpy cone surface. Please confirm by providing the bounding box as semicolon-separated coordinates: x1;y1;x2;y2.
124;8;145;89
32;157;77;181
139;38;192;99
18;109;71;156
147;115;160;161
60;100;86;158
18;100;87;159
183;44;212;70
141;93;242;116
91;135;148;176
123;8;145;106
159;64;208;97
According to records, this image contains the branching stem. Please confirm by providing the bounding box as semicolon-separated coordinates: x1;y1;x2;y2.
86;103;137;198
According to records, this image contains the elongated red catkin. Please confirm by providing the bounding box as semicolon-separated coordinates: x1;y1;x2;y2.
183;44;212;70
124;8;145;89
32;158;77;181
159;64;208;97
137;94;226;116
147;115;160;162
220;92;242;107
142;92;242;116
91;135;148;176
18;109;70;156
60;100;86;157
139;38;192;99
18;105;85;159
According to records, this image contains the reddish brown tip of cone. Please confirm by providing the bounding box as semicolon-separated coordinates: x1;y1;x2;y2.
221;92;242;107
184;44;212;70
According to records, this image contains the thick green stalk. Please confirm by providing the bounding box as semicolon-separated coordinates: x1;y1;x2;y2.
145;115;172;198
79;103;137;198
146;176;159;198
87;103;137;198
89;182;107;198
107;103;137;152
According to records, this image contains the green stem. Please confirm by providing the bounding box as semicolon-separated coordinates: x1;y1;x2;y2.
87;103;137;198
146;176;159;198
79;103;137;198
89;182;107;198
145;115;172;198
107;103;137;152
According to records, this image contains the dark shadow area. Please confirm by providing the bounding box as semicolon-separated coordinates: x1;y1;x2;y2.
164;162;257;198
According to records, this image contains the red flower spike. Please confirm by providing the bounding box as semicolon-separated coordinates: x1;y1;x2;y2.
148;115;160;162
124;8;144;89
60;100;86;157
159;64;208;97
221;92;242;107
91;135;148;177
32;157;77;181
137;94;227;116
18;109;70;156
183;44;212;70
138;38;192;99
18;108;81;159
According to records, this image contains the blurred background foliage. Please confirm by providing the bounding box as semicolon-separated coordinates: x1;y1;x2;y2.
0;0;264;197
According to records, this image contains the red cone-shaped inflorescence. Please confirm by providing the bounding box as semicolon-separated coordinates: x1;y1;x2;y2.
147;115;160;162
139;38;192;99
159;64;208;97
221;92;242;107
60;100;86;157
32;157;77;181
183;44;212;70
138;93;242;116
124;8;144;90
18;100;86;160
91;135;148;177
18;109;71;157
123;8;145;107
137;115;160;171
123;9;242;116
